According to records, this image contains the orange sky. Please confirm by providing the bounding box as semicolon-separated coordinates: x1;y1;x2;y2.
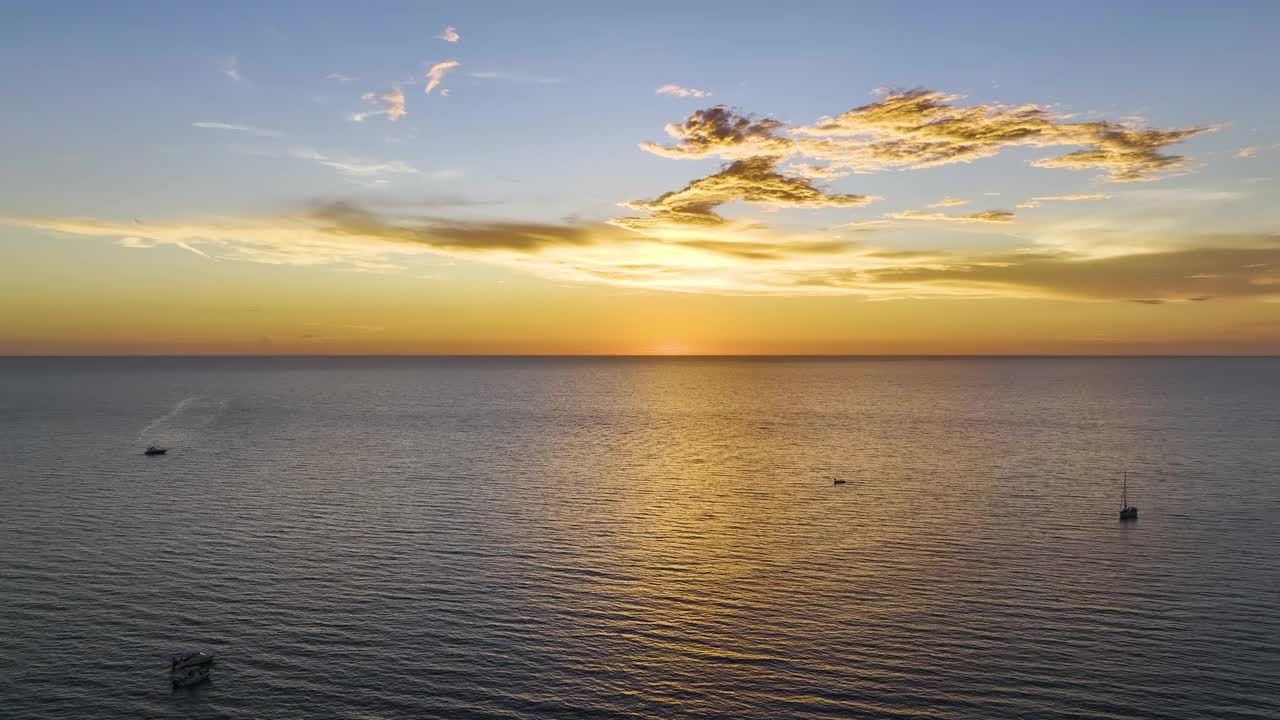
3;234;1277;355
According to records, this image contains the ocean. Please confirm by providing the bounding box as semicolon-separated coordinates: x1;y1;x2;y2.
2;357;1278;719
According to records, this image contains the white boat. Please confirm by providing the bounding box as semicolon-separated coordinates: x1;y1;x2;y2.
170;651;214;687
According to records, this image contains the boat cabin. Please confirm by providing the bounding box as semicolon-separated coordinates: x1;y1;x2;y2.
170;651;214;687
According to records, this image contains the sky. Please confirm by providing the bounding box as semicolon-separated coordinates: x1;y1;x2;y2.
1;0;1278;355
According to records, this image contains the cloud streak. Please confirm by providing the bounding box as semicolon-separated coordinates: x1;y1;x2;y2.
1016;193;1113;209
436;25;460;42
192;122;281;137
888;210;1015;223
468;71;562;84
425;60;460;94
223;56;243;82
290;148;418;178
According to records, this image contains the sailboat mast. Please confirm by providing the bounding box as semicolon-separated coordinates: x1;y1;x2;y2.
1123;470;1127;508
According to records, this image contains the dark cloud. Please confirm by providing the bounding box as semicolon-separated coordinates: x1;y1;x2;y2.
307;200;603;252
640;107;791;160
827;244;1280;301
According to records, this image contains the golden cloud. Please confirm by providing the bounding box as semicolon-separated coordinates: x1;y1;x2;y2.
623;88;1204;239
643;90;1209;183
611;156;876;235
656;84;711;98
352;88;406;122
425;60;459;95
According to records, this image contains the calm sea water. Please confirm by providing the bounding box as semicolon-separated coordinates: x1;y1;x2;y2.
2;357;1278;719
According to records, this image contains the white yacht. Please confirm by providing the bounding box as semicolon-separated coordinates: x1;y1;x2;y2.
170;651;214;687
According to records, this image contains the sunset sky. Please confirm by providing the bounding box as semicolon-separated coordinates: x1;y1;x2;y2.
2;1;1278;354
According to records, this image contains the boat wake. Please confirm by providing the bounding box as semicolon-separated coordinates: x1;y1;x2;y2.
138;396;226;443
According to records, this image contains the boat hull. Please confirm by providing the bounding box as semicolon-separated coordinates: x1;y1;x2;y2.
171;666;212;687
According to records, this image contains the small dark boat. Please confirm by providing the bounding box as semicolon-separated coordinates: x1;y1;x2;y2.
144;446;168;456
833;478;847;485
1119;470;1138;520
170;651;214;687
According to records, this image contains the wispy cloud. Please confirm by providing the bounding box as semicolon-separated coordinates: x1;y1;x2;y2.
326;72;354;83
425;60;460;94
351;88;406;122
928;197;968;208
11;208;1280;302
117;234;209;258
1016;193;1113;209
223;56;243;82
290;148;418;178
889;210;1015;223
436;25;460;42
1035;194;1114;201
1236;145;1262;158
467;70;562;84
192;121;281;138
656;84;711;98
830;220;891;230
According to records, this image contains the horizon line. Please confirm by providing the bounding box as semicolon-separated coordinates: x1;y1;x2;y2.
3;353;1278;360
